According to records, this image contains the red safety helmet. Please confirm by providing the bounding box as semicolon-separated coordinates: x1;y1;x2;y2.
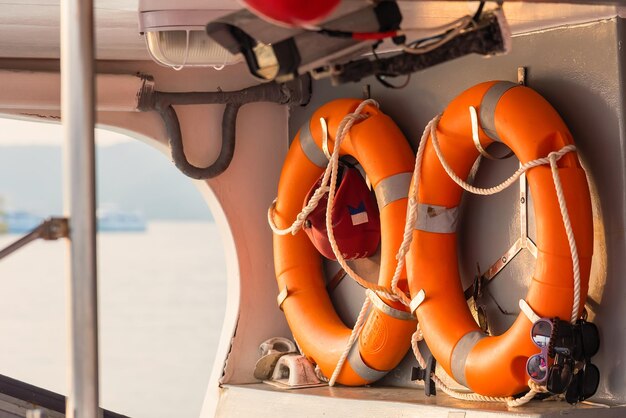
241;0;340;27
303;163;380;260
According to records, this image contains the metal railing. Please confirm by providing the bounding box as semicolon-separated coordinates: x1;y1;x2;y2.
0;218;68;261
60;0;99;416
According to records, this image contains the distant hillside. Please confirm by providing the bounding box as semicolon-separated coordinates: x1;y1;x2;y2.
0;142;213;221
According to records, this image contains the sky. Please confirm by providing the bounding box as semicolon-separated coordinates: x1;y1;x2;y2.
0;117;131;147
0;117;213;220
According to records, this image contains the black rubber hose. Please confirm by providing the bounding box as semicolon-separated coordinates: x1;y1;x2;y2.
145;75;311;180
157;103;241;180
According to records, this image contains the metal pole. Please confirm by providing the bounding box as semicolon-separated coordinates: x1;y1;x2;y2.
60;0;99;416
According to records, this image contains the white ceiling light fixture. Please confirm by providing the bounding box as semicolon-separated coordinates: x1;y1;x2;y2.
138;1;240;70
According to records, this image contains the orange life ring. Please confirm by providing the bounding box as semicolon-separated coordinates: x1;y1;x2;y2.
407;81;594;396
272;98;417;385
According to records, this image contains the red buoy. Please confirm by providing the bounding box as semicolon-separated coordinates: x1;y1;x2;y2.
241;0;340;27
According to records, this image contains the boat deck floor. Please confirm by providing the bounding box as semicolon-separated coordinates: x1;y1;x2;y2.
219;383;626;418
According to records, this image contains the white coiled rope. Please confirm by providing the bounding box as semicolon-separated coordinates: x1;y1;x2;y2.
389;116;438;308
396;111;580;406
548;155;581;324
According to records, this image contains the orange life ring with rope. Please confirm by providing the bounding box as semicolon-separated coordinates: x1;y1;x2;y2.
407;81;594;397
270;98;417;386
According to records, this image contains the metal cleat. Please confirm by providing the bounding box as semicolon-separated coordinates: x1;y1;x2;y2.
266;354;326;389
253;337;297;380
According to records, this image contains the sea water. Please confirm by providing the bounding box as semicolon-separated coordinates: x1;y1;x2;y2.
0;221;226;418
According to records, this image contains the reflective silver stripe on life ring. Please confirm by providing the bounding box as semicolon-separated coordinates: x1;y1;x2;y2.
347;341;388;382
366;290;414;321
298;120;328;168
374;172;412;209
415;204;459;234
450;330;486;388
479;81;518;142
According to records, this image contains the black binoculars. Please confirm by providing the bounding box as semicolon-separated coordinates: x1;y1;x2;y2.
527;317;600;403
